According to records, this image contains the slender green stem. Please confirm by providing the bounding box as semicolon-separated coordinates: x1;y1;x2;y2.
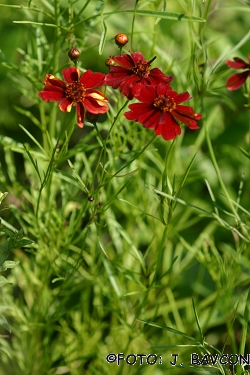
131;0;139;50
205;121;249;240
106;100;129;141
49;0;61;141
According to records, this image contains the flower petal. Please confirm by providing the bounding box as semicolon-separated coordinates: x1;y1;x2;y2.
62;67;80;83
80;70;105;88
175;105;202;119
155;112;181;140
86;90;108;105
38;86;65;102
112;53;135;68
84;96;109;114
140;110;161;129
156;82;174;96
105;67;131;88
174;91;191;104
173;110;200;129
226;57;249;70
148;68;174;84
76;103;85;128
132;84;156;102
130;52;145;64
43;75;66;89
124;103;152;120
59;98;73;112
226;71;249;91
119;75;139;99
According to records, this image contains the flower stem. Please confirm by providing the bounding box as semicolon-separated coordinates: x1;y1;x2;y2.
131;0;139;51
205;121;249;240
48;0;61;142
106;99;130;140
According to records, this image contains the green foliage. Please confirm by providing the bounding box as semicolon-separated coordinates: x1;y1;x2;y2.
0;0;249;374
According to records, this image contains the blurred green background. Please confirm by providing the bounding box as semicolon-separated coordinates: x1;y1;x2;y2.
0;1;250;374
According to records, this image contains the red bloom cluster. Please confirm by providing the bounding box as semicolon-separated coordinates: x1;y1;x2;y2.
226;56;250;91
39;50;202;140
39;67;108;128
105;51;174;100
105;51;202;140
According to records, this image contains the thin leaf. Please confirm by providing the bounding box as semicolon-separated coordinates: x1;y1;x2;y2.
192;298;204;342
0;345;11;358
0;192;8;206
2;261;20;269
0;313;11;332
0;276;11;287
67;159;89;194
19;124;47;156
104;9;206;22
239;147;250;160
99;20;107;55
137;319;199;342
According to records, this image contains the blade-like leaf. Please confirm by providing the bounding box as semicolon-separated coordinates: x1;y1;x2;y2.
104;9;206;22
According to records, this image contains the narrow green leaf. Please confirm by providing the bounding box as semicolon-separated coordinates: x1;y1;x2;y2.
23;144;42;183
103;258;123;298
239;147;250;160
19;125;47;156
192;299;204;341
13;106;41;128
15;239;33;247
0;345;11;358
2;261;20;269
52;277;66;283
0;192;8;205
0;135;47;160
0;250;9;266
104;9;206;22
99;20;107;55
0;276;11;287
13;21;62;29
67;160;89;194
99;240;111;260
137;319;199;342
0;313;11;332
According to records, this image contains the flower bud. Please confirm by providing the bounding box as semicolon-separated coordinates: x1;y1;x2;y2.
68;48;80;62
86;111;99;123
105;57;116;67
115;33;129;47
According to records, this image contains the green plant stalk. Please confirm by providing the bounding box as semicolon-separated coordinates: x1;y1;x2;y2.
205;122;249;241
48;0;61;142
131;0;139;50
37;116;76;217
39;102;49;152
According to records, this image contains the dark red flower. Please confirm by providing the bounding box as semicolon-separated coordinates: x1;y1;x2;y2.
124;83;202;141
38;67;109;128
226;56;250;91
104;51;174;100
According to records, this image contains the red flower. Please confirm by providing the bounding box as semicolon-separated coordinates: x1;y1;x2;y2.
226;56;250;91
38;67;109;128
105;51;174;100
124;83;202;141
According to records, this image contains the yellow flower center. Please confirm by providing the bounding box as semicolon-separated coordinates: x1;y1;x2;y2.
153;95;176;112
